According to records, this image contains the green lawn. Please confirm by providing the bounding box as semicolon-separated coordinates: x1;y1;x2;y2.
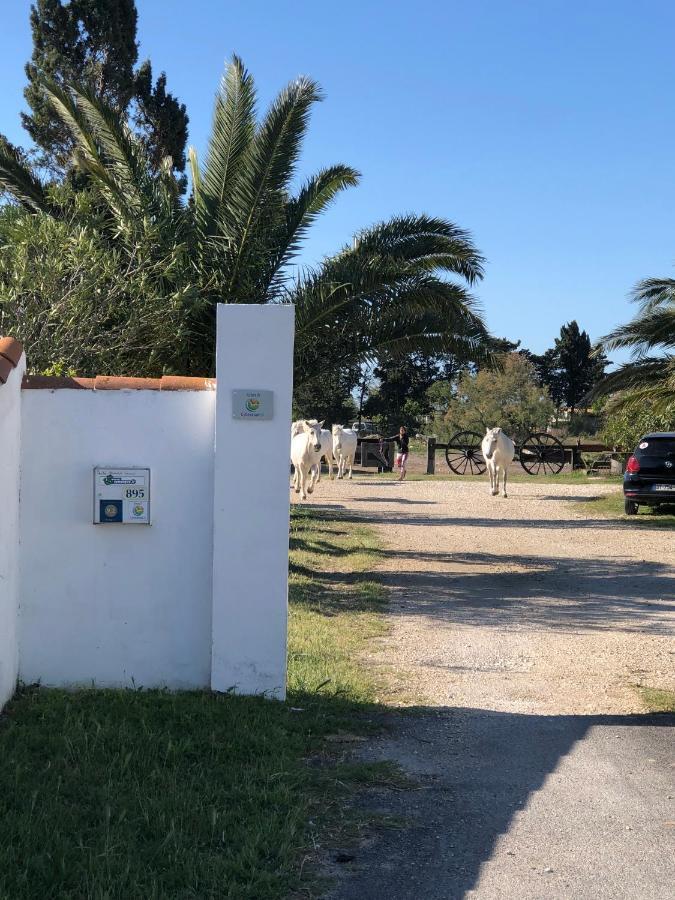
578;491;675;527
0;508;390;899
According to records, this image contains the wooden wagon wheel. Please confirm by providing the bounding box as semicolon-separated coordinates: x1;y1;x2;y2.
519;432;565;475
445;431;486;475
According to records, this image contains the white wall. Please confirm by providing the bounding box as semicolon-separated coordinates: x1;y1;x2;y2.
211;304;294;699
19;389;216;689
0;357;25;707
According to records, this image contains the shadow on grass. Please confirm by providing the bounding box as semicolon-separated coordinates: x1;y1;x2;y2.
0;684;392;900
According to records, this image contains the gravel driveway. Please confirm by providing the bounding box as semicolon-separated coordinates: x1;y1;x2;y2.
307;477;675;900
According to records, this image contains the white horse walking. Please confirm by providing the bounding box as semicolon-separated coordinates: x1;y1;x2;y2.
291;420;334;481
481;427;515;497
332;424;358;479
291;420;323;500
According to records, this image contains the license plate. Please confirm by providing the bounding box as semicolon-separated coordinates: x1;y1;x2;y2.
652;484;674;492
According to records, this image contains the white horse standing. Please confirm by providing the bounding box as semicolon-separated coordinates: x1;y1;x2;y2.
481;427;515;497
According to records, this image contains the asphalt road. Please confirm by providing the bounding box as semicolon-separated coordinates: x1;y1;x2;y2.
327;709;674;900
316;479;675;899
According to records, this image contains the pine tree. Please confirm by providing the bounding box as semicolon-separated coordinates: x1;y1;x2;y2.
20;0;187;179
133;61;189;179
547;321;608;415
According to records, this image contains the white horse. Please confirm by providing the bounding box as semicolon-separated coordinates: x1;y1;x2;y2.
291;420;323;500
332;424;358;480
481;427;515;497
314;429;335;482
291;420;334;481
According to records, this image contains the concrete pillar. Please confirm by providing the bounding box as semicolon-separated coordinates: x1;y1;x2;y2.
211;304;295;699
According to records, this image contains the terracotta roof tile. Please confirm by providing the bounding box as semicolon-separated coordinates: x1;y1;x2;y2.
0;337;24;367
22;374;215;391
94;376;162;391
21;375;95;390
160;376;216;391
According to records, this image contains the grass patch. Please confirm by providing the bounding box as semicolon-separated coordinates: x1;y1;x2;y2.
0;508;389;899
635;687;675;713
577;491;675;527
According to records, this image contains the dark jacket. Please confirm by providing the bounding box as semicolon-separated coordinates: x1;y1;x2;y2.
387;433;409;454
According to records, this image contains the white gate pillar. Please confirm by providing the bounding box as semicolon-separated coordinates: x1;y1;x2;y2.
211;304;295;698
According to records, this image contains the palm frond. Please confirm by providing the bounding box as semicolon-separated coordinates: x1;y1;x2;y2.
262;164;360;294
348;215;485;284
631;277;675;313
0;141;55;214
198;56;256;235
225;74;322;296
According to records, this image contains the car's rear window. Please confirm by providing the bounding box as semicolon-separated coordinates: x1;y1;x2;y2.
635;438;675;457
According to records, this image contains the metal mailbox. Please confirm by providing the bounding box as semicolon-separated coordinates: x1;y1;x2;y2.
93;467;151;524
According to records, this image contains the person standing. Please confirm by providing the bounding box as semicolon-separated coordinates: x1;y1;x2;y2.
386;425;410;480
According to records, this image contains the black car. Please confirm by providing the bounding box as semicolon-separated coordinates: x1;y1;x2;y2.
623;432;675;514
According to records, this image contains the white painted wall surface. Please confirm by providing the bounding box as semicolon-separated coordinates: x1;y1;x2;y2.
19;389;215;689
211;304;294;698
0;357;25;708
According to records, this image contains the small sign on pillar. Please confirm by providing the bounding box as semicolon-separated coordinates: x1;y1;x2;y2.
231;389;274;420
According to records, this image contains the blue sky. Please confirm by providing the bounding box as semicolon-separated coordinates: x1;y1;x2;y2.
2;1;675;359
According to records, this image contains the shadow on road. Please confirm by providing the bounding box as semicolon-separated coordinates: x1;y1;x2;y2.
328;706;675;900
292;542;674;634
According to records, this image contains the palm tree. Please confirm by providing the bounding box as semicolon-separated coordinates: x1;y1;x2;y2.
594;278;675;413
0;57;489;381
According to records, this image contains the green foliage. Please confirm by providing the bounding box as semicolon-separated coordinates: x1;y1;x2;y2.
530;320;608;413
0;60;490;382
601;396;675;450
16;0;187;180
426;378;455;414
132;61;189;183
293;367;359;424
595;278;675;414
0;194;197;376
442;352;555;441
364;352;440;428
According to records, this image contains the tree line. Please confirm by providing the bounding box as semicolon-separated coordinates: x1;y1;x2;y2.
0;0;489;389
0;1;672;447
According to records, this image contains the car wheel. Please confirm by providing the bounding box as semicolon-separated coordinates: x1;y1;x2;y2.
624;499;639;515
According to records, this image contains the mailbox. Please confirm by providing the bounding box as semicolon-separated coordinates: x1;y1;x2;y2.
93;467;151;524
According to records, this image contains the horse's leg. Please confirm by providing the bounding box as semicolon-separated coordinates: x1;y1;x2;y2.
299;467;307;500
327;454;333;480
337;454;343;479
293;465;300;493
502;465;508;498
490;463;498;495
348;454;353;479
308;463;316;493
315;458;321;483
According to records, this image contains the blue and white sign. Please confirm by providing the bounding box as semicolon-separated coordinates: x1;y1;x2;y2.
231;389;274;420
93;467;151;524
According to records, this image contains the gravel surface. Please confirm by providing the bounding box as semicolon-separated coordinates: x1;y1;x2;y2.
309;477;674;714
297;476;675;900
